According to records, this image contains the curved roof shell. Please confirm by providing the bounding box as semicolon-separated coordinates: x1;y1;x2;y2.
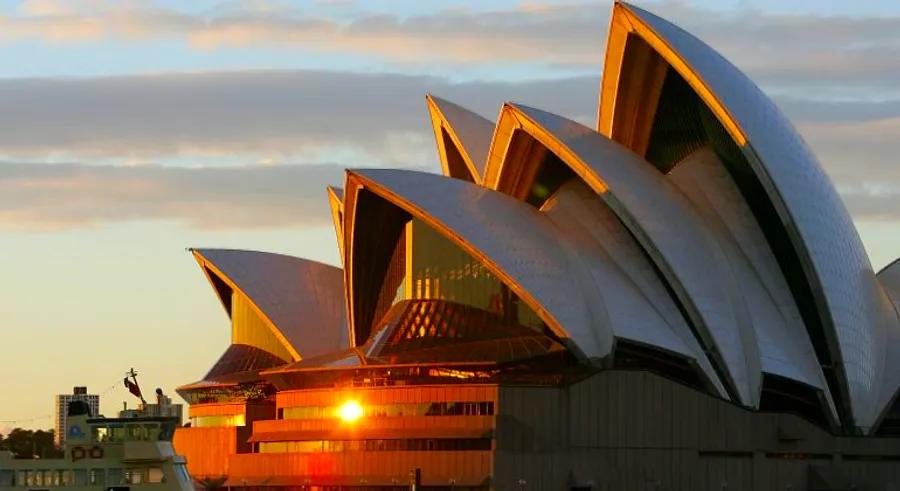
327;186;345;263
873;262;900;432
540;179;725;397
342;168;601;358
343;168;726;394
426;94;494;183
181;1;900;435
192;249;348;360
484;102;761;406
668;149;832;399
596;1;898;429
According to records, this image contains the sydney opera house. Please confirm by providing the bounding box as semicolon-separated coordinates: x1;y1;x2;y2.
173;2;900;489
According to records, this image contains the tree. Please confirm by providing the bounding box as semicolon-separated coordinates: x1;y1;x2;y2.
2;428;63;459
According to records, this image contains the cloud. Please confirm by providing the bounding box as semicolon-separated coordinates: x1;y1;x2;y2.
2;108;897;232
2;1;900;98
3;0;609;65
0;1;898;230
0;68;597;232
0;162;349;231
0;67;898;231
0;70;599;163
653;5;900;97
797;116;900;222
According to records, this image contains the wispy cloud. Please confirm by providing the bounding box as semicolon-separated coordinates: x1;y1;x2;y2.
799;116;900;222
2;0;609;65
2;1;900;97
0;1;898;231
1;65;899;230
0;162;346;231
0;70;598;163
2;100;898;231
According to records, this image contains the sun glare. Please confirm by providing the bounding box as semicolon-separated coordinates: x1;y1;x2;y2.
338;400;363;422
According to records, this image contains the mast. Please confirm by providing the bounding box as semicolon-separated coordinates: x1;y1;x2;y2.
125;367;147;405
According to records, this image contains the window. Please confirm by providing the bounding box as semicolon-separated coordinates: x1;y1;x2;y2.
402;219;545;331
108;425;125;442
73;469;87;486
258;442;287;453
107;468;123;485
127;425;144;441
289;441;323;453
0;470;13;487
281;401;494;420
189;414;246;427
148;468;165;484
257;438;491;453
89;469;105;485
91;425;105;442
144;424;161;441
124;469;143;484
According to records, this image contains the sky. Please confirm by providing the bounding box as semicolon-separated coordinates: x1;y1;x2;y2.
2;0;900;431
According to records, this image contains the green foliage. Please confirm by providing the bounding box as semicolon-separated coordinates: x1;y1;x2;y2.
0;428;63;459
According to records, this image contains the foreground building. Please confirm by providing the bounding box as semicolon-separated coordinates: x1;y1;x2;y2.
174;3;900;489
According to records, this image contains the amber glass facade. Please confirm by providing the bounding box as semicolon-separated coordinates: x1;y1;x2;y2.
231;293;294;362
258;438;491;453
189;414;246;428
282;401;494;420
374;219;544;334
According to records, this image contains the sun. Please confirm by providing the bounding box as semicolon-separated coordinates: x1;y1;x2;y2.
337;400;363;423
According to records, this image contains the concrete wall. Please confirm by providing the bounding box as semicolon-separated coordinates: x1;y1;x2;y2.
495;371;900;491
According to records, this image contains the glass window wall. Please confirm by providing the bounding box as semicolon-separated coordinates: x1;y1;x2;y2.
282;401;494;420
258;438;491;453
402;219;544;332
189;414;246;427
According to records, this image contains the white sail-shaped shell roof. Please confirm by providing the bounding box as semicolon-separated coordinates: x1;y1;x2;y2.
485;102;760;406
343;168;728;392
343;168;600;358
426;94;495;183
596;1;900;429
192;249;348;360
182;1;900;435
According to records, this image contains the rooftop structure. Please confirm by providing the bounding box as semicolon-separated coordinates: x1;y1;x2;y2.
173;3;900;489
54;387;99;446
120;389;184;426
